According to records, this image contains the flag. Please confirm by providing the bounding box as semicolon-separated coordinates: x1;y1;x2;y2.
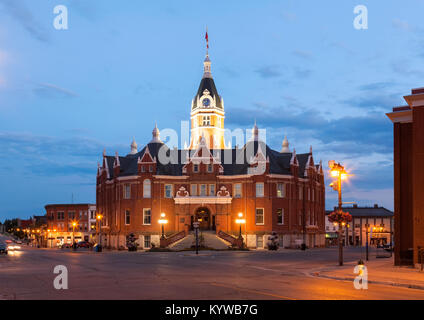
205;31;209;49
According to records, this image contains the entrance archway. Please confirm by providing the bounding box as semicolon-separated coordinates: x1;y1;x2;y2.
193;207;211;230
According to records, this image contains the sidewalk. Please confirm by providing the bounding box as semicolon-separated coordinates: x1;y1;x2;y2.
311;257;424;290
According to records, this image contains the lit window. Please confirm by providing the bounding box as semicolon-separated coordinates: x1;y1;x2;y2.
125;210;130;225
234;183;242;198
277;183;285;198
256;183;264;198
256;208;264;225
202;116;211;126
165;185;173;198
143;209;151;225
143;179;151;198
277;208;284;225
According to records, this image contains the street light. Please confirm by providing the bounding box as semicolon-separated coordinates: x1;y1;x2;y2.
235;212;246;240
328;160;352;266
158;213;168;240
96;214;103;247
71;221;77;248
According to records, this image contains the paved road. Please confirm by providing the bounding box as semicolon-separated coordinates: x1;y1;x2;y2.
1;246;423;300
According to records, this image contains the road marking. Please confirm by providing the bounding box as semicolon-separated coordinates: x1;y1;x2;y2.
210;282;297;300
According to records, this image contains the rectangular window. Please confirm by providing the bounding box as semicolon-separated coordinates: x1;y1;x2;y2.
256;183;264;198
143;179;151;198
193;164;199;172
141;166;145;173
277;208;284;225
124;184;131;199
234;183;242;198
68;211;75;220
90;210;95;220
277;183;285;198
255;208;264;225
200;184;207;196
164;184;173;198
57;211;64;220
143;209;151;225
207;164;213;172
191;184;197;196
209;184;215;196
149;165;153;172
299;186;303;200
125;210;130;225
144;235;151;249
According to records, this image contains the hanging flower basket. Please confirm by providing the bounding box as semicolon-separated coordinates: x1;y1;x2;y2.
328;210;352;224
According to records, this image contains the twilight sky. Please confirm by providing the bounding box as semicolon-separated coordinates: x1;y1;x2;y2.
1;0;423;221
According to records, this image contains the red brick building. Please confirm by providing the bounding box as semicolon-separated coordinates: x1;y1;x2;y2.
45;203;96;247
387;87;424;266
96;48;326;250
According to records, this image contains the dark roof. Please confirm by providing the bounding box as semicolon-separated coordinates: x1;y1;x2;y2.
104;140;317;180
325;206;393;217
192;77;223;110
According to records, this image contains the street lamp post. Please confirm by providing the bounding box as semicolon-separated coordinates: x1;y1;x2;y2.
328;160;350;267
159;213;168;240
96;214;103;248
72;221;77;250
235;212;246;248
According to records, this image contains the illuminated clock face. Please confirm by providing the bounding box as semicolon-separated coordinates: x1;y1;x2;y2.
202;98;211;107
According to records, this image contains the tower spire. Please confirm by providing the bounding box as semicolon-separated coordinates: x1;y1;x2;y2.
203;28;212;79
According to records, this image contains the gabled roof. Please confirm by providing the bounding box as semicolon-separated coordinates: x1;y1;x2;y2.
102;139;316;180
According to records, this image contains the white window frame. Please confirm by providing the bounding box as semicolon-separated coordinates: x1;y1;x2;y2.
256;183;264;198
144;235;151;249
234;183;242;198
191;184;197;196
143;208;151;225
193;164;199;173
277;183;285;198
209;184;215;196
255;208;264;225
199;184;207;196
143;179;151;198
256;235;264;249
124;184;131;199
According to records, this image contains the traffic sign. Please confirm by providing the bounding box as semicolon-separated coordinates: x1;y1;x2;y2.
193;222;200;228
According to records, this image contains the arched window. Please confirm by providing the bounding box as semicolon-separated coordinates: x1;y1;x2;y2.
143;179;151;198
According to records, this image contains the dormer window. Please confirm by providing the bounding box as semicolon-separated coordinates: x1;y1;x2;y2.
207;164;213;172
193;164;199;172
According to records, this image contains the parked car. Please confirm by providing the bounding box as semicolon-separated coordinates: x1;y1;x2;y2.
0;243;8;254
60;243;72;249
77;241;91;248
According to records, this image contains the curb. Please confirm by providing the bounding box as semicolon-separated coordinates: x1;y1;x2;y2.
311;271;424;291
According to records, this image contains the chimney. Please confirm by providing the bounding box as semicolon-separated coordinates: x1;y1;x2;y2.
374;204;379;208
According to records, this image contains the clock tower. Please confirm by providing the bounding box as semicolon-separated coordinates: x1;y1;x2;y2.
189;33;226;150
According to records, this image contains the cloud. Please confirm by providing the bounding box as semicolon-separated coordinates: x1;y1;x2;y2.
33;83;78;99
392;18;414;32
226;104;393;156
254;65;282;78
292;50;313;60
0;0;49;42
391;59;424;77
293;67;312;79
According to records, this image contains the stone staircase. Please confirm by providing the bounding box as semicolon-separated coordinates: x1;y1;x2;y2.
169;231;231;251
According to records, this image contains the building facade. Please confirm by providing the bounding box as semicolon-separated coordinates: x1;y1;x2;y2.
96;44;326;250
325;205;393;247
45;204;96;247
387;87;424;266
